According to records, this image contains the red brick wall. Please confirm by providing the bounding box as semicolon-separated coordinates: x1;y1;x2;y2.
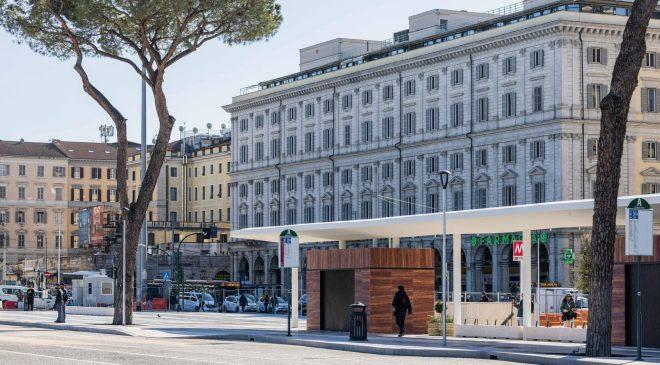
307;270;320;331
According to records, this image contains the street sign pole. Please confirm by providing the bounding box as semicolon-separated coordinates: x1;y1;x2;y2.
279;229;299;337
636;255;642;361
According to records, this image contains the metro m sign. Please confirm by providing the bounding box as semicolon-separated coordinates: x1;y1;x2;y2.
512;240;523;262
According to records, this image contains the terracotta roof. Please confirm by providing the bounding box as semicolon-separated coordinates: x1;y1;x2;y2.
0;140;67;158
53;140;141;160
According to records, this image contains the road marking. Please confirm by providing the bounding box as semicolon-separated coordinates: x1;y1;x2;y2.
0;348;117;364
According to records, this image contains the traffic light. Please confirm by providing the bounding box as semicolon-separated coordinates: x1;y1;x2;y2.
201;227;217;239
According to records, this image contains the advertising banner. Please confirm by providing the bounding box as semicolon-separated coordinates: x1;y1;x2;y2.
78;209;90;246
90;206;104;246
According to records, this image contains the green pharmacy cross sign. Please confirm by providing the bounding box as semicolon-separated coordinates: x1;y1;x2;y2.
470;231;549;247
563;248;575;265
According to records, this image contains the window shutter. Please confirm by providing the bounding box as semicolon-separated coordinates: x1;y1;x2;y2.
512;57;517;73
642;183;650;195
502;146;506;164
655;53;660;69
502;94;507;117
654;88;660;113
601;49;608;65
642;141;650;159
80;168;84;179
426;109;431;131
450;104;456;126
484;64;489;78
502;59;507;74
476;100;481;122
602;84;609;99
512;93;517;115
530;52;534;68
540;50;545;66
530;143;534;160
541;140;546;158
588;139;596;159
513;145;517;162
587;85;594;109
587;47;594;63
106;190;110;202
71;167;75;178
642;88;649;112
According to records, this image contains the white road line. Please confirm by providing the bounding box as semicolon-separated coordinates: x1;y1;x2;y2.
0;348;117;364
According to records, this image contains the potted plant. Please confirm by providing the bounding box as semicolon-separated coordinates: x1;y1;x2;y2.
428;301;454;336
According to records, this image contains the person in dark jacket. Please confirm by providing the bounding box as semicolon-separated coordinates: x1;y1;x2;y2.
480;291;490;302
26;285;35;311
239;293;248;312
54;284;65;323
391;285;412;337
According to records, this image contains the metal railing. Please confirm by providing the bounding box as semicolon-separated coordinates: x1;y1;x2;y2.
486;1;525;17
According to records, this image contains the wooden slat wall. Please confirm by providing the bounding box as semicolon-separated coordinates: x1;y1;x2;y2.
614;235;660;263
611;264;626;346
307;270;321;331
307;248;434;270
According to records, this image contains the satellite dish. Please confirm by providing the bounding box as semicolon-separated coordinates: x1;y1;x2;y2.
193;127;198;134
206;122;212;129
178;126;184;132
221;123;226;129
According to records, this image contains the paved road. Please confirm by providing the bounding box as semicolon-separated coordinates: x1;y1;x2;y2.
0;325;514;365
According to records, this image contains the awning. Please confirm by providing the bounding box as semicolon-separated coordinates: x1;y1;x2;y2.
231;194;660;243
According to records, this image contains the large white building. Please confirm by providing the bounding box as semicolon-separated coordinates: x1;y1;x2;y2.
223;0;660;293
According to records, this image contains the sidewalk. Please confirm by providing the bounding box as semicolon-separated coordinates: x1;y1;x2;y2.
0;310;657;365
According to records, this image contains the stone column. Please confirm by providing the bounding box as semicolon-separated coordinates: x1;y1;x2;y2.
371;238;378;248
264;251;271;285
522;229;532;334
491;246;500;294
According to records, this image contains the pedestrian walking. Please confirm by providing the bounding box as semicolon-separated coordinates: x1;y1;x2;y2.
270;294;277;314
239;293;248;312
391;285;412;337
514;293;534;326
561;293;577;328
262;293;270;313
26;285;35;311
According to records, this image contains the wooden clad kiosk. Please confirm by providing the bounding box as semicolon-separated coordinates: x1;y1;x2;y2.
306;248;434;334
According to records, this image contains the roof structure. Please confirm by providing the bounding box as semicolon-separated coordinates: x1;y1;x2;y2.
53;140;141;160
0;140;67;158
231;194;660;243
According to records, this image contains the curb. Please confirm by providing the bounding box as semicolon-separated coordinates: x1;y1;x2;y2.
0;320;644;365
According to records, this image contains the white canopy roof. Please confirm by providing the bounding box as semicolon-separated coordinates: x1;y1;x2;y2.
231;194;660;243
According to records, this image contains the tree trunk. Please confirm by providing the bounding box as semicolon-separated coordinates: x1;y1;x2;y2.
586;0;656;357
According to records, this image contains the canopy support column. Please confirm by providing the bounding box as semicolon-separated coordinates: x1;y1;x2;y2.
338;240;346;249
522;229;532;337
452;233;462;326
390;237;400;248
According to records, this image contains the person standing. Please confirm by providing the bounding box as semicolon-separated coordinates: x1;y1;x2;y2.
238;293;248;312
514;293;534;326
270;294;277;314
26;285;35;311
54;284;64;323
561;293;577;328
391;285;412;337
262;293;270;313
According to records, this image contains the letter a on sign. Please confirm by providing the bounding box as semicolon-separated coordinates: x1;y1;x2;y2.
513;240;523;261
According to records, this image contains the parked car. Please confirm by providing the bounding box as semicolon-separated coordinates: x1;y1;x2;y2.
258;296;289;313
178;292;203;312
223;295;240;312
192;292;219;312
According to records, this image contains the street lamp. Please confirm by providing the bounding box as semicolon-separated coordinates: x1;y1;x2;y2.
0;216;6;284
121;207;129;326
439;169;451;347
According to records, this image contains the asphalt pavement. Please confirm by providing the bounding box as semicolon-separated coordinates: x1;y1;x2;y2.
0;324;515;365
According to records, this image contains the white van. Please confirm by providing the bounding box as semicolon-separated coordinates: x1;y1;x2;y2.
0;286;55;310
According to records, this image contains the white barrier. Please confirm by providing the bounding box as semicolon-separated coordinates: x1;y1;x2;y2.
66;306;114;316
455;324;523;339
446;302;514;325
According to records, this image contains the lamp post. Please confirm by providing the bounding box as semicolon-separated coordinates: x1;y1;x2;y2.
56;211;62;285
121;207;129;326
439;170;451;347
1;217;6;284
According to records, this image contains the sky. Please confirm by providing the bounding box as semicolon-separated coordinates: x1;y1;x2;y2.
0;0;513;144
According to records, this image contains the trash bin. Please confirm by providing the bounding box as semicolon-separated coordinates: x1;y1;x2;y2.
349;303;367;341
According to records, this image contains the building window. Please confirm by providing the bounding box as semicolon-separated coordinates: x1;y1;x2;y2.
36;211;47;224
476;63;489;80
450;152;463;171
0;186;5;200
453;190;464;211
403;196;416;215
270;209;280;226
18;165;26;176
91;167;102;179
16;211;25;223
37;187;44;200
534;182;546;203
476;97;489;122
239;145;248;163
271;179;280;194
476;188;487;209
254;212;263;227
426;193;439;213
404;160;415;177
17;234;25;248
304;206;314;223
255;114;264;129
239;118;248;132
642;182;659;194
254;181;263;196
286;135;297;156
37;165;45;177
503;56;516;75
382;117;394;139
382;198;394;217
342;94;352;109
322;128;334;149
270;139;281;159
72;167;83;179
642;87;657;112
344;125;351;146
304;103;314;118
382;85;394;101
304;175;314;189
427;74;439;91
404;79;415;96
360;121;372;143
476;149;488;167
503;92;517;118
382;162;394;180
323;171;334;187
169;187;178;201
643;141;657;159
270;111;281;125
426;107;439;131
341;203;352;220
53;166;66;177
18;186;26;200
360;200;372;219
426;156;438;174
502;185;517;206
404;112;416;135
287;208;297;224
450;102;463;127
286;176;297;192
360;166;372;182
304;132;315;152
323;99;334;114
55;187;63;201
503;144;517;164
341;169;352;185
287;107;297;121
451;69;463;86
362;90;373;106
531;140;545;160
36;234;44;248
0;165;9;176
255;141;263;161
645;52;656;68
239;184;248;198
530;49;544;68
587;47;607;64
587;84;608;109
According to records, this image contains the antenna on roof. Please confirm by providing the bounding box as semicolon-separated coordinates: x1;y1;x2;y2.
99;124;114;143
